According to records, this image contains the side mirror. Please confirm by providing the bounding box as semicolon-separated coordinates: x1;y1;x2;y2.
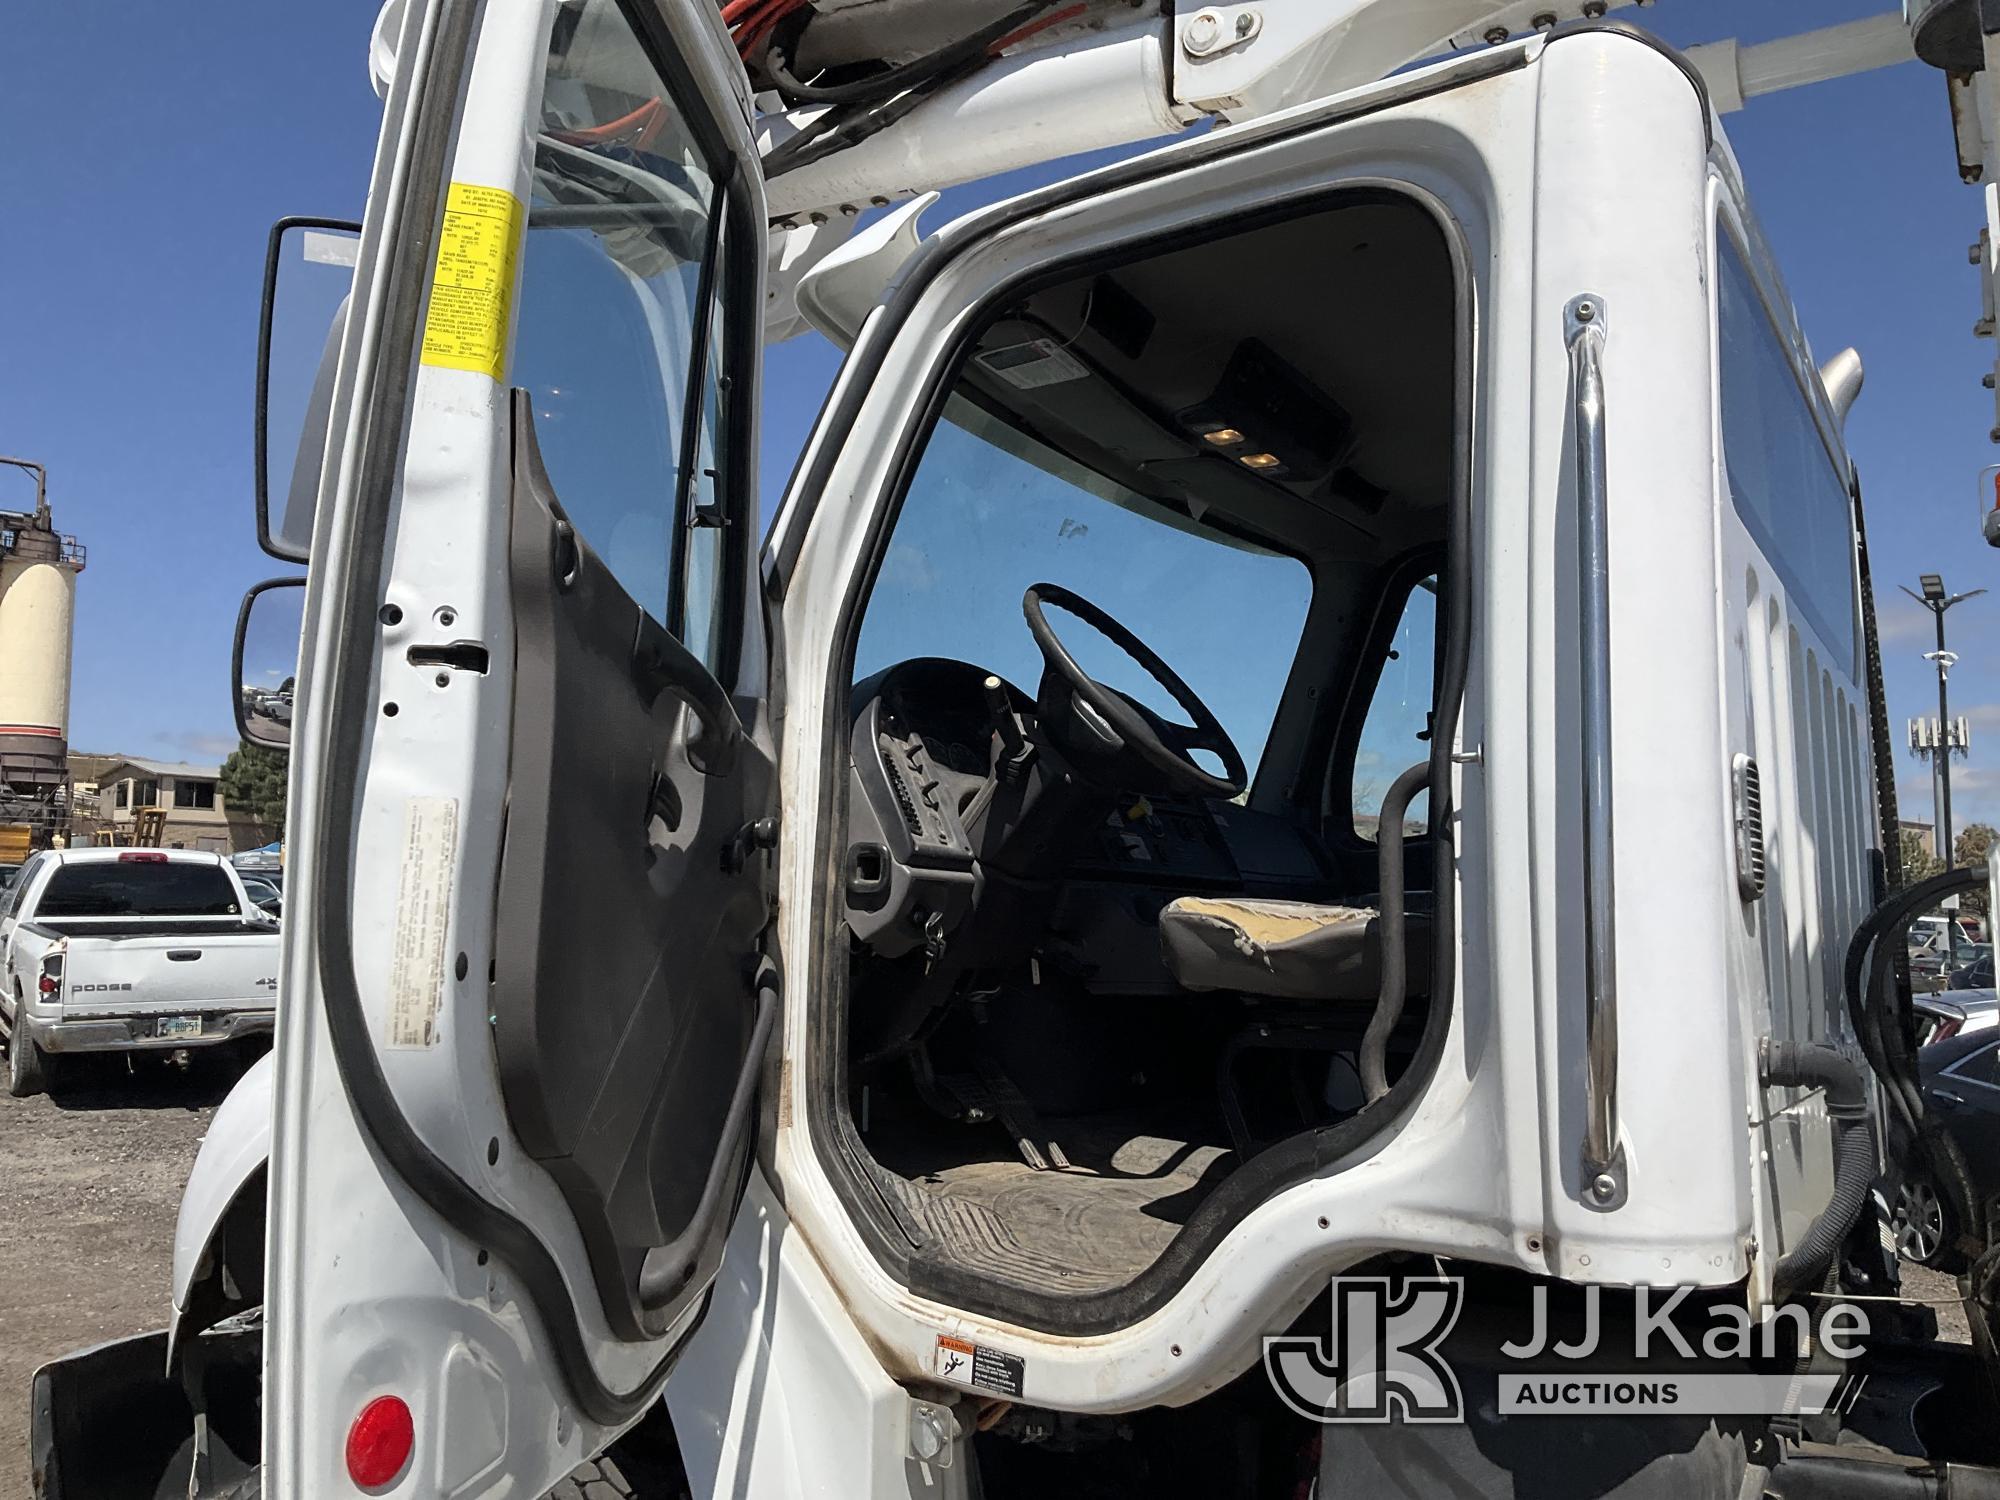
256;218;358;563
234;579;306;750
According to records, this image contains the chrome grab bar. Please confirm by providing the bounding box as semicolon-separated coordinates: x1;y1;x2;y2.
1567;293;1626;1211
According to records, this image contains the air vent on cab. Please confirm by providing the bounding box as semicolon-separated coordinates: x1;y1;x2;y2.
1732;753;1766;901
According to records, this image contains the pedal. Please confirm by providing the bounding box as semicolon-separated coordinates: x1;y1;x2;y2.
932;1071;997;1126
975;1062;1071;1172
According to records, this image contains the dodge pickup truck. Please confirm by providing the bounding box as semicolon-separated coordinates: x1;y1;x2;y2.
0;849;280;1096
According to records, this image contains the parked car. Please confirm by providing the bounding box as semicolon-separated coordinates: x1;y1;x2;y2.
1950;946;1996;991
1890;1031;2000;1270
1909;937;1985;994
237;873;283;919
1913;990;1999;1046
0;849;281;1096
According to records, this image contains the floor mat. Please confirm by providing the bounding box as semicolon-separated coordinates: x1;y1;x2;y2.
874;1113;1237;1294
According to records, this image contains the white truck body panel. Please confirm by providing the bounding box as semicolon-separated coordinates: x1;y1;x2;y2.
258;8;1880;1496
16;927;278;1021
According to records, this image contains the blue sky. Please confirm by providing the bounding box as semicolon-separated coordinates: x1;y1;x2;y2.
3;1;1997;835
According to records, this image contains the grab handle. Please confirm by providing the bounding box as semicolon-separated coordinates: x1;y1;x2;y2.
1567;293;1626;1211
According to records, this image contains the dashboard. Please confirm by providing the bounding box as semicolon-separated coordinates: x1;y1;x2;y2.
844;658;1334;973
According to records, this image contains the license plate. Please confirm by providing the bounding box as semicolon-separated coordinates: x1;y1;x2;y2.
155;1016;202;1040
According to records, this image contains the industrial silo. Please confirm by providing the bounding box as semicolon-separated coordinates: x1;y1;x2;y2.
0;458;85;851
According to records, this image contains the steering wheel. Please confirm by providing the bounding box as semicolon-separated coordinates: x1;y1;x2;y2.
1022;583;1247;799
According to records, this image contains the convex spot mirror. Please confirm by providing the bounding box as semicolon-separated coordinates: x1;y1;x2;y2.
234;579;305;750
256;218;357;563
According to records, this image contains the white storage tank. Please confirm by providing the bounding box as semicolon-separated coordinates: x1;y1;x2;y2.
0;469;85;842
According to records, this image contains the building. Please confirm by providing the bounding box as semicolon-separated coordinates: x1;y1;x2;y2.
81;757;242;852
1900;819;1937;859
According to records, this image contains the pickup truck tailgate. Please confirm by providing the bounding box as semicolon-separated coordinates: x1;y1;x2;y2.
52;929;279;1018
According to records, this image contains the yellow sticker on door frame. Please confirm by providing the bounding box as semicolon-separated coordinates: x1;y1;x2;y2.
420;181;524;383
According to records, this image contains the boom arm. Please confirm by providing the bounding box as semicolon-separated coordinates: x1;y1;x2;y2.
749;1;1920;340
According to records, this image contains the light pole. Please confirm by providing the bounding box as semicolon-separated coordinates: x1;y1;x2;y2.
1902;573;1986;869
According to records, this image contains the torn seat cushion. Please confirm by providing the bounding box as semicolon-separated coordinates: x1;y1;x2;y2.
1157;896;1430;1001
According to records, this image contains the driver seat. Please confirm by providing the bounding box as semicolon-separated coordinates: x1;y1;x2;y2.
1157;896;1430;1001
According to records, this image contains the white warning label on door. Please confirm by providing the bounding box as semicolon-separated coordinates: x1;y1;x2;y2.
386;796;458;1048
933;1334;1025;1397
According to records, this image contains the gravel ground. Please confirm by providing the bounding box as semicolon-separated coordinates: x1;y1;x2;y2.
1901;1262;1974;1347
0;1049;1980;1497
0;1050;240;1497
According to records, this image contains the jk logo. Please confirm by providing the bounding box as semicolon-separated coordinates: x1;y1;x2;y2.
1263;1276;1466;1424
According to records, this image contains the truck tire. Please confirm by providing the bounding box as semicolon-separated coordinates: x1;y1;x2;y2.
194;1454;661;1500
547;1456;644;1500
7;1017;48;1097
189;1437;685;1499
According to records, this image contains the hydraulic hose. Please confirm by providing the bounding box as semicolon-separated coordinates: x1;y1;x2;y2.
1842;866;1987;1252
1360;760;1432;1102
1761;1039;1875;1297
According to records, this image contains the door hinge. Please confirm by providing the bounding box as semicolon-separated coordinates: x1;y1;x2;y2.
723;815;779;874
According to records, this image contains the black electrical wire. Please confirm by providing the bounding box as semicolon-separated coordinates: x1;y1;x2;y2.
763;48;986;180
764;0;1054;108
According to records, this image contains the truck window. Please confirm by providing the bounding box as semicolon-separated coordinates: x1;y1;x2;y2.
511;0;734;657
0;858;36;920
1946;1040;2000;1091
1353;574;1437;840
37;861;243;918
1716;233;1857;676
853;400;1314;783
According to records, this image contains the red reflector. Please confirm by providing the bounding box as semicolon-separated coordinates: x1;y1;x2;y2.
37;974;57;996
345;1395;414;1489
118;851;169;863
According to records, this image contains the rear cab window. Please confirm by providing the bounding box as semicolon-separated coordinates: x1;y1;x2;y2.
37;860;243;918
1715;231;1857;674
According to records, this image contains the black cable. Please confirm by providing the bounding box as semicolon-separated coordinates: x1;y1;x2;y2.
1843;866;1989;1263
1762;1040;1874;1297
763;49;984;180
758;102;855;180
765;0;1053;108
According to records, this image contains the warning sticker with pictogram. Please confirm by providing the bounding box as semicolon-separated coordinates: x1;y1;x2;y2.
933;1334;1025;1397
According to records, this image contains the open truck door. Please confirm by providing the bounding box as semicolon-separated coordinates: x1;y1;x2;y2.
265;1;775;1492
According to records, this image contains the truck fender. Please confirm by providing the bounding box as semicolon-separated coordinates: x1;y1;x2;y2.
170;1051;274;1353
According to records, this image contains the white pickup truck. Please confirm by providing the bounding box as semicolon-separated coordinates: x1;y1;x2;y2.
0;849;281;1096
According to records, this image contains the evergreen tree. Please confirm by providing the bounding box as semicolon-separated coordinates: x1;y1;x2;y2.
219;740;288;842
1954;822;1996;917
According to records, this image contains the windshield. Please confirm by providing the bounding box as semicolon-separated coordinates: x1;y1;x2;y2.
855;401;1314;781
37;861;243;918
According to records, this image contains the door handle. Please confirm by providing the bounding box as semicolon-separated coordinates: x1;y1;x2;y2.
166;950;203;962
629;615;743;778
1567;292;1625;1212
1930;1089;1966;1111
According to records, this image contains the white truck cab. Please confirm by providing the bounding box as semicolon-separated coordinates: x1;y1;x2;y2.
30;3;2000;1498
